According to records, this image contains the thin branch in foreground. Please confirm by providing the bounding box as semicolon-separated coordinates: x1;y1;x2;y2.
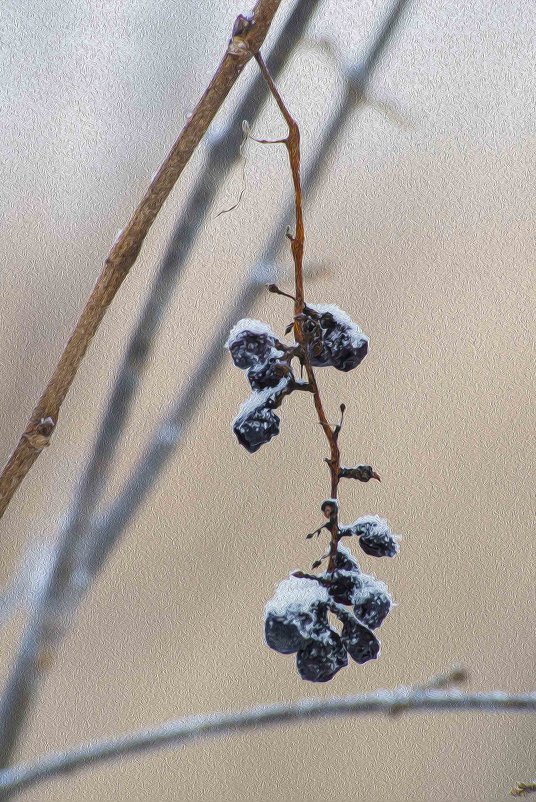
0;0;284;523
254;51;343;573
0;683;534;798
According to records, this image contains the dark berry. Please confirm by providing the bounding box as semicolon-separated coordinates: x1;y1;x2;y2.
226;320;279;370
247;358;293;391
303;304;369;373
264;612;306;654
324;569;362;606
296;630;348;682
353;576;393;629
321;498;338;518
233;404;280;452
264;577;330;656
332;544;360;573
351;516;400;558
358;531;399;558
340;616;380;664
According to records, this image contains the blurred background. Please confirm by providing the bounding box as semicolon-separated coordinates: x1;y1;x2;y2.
0;0;534;800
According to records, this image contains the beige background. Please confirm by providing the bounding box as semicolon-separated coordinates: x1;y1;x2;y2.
0;0;534;800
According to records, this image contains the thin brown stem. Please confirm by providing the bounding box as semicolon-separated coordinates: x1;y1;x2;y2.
254;52;341;569
0;0;284;525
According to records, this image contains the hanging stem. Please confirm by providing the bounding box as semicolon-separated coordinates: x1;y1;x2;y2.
254;53;341;570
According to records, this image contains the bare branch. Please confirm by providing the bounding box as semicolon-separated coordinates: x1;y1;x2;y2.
0;0;284;522
0;0;288;769
512;782;536;797
0;681;534;798
0;0;413;775
87;0;413;581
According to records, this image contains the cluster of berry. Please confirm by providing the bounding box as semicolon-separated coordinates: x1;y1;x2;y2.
226;306;368;452
265;529;396;682
301;303;369;372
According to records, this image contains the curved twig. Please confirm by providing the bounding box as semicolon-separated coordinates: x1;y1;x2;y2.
0;682;534;798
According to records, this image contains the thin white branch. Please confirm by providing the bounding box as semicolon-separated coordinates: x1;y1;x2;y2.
0;686;535;798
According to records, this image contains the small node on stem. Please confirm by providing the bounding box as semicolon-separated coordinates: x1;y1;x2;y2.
334;403;346;439
268;284;296;301
339;465;381;483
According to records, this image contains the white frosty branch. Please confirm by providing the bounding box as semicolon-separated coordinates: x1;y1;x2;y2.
0;685;534;798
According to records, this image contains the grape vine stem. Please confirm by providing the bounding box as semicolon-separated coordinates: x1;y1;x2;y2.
254;52;341;569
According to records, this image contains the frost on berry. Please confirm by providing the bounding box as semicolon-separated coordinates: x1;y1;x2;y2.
353;574;393;629
232;381;294;452
303;303;369;372
351;515;400;558
296;629;348;682
340;615;380;664
233;403;280;453
332;543;361;573
264;576;330;655
323;568;362;606
247;356;293;391
225;319;281;370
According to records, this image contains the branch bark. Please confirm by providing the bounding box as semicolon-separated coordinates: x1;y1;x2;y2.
0;0;284;523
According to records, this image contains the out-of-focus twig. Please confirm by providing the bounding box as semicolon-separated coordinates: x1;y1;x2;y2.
87;0;412;580
512;782;536;797
0;0;412;778
0;0;283;524
68;0;324;576
0;681;534;799
0;0;287;770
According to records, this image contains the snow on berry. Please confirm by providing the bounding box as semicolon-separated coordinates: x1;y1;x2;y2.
265;576;331;656
304;303;369;372
350;515;400;558
353;574;394;629
226;319;284;370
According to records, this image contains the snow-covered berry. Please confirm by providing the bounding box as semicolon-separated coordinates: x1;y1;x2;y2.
233;403;280;453
303;304;369;372
296;629;348;682
324;568;362;606
340;616;380;664
226;319;280;370
247;357;293;391
332;543;361;573
353;575;393;629
350;515;400;558
264;576;330;655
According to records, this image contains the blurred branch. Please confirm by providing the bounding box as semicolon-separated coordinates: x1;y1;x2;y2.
0;678;534;798
512;782;536;797
69;0;324;594
86;0;412;580
0;0;284;523
0;0;411;779
0;0;288;770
